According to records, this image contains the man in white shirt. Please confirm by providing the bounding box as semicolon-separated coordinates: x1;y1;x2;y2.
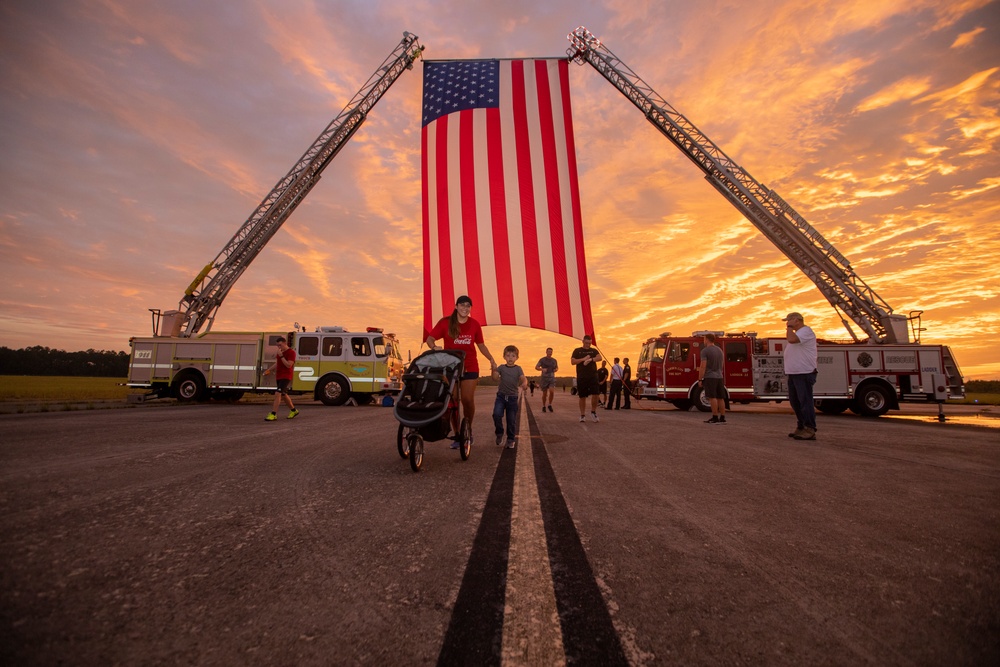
607;357;625;410
783;312;818;440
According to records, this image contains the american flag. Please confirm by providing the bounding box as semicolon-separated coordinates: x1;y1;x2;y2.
421;58;594;341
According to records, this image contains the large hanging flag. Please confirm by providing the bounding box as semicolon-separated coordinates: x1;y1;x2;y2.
421;58;594;340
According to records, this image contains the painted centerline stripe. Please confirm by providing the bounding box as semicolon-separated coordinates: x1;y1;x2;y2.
437;396;627;665
501;395;565;665
526;403;629;665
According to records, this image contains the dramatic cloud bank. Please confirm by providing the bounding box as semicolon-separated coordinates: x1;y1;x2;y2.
1;0;998;378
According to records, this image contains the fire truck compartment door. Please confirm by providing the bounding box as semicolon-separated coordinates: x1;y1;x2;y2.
210;343;259;387
815;348;849;397
918;349;944;392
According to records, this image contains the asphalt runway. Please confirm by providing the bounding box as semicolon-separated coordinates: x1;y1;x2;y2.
1;394;998;665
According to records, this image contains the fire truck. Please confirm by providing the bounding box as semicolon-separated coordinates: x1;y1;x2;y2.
566;28;965;416
633;331;963;417
127;33;424;404
128;326;403;405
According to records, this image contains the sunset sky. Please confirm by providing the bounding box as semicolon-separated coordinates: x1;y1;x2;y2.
2;0;998;379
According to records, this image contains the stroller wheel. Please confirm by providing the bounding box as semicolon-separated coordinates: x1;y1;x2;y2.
396;423;409;459
459;417;472;461
408;435;424;472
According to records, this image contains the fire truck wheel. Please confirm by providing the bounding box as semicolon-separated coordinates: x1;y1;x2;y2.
408;435;424;472
318;376;350;406
397;423;409;459
692;387;712;412
173;372;207;402
854;384;891;417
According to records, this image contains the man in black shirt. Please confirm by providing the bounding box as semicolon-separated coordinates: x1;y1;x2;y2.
621;357;632;409
571;335;602;422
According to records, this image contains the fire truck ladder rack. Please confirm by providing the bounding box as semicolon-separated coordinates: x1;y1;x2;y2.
169;32;424;337
567;27;907;344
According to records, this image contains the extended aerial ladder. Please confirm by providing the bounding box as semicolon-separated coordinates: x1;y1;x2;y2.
567;27;912;344
154;32;424;338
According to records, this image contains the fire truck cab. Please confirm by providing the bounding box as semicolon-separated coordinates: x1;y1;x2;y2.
635;331;754;411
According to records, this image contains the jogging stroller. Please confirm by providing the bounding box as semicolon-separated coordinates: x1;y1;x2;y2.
393;349;470;472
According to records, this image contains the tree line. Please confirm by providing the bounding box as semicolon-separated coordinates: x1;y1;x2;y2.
0;345;996;390
0;346;130;377
967;379;1000;394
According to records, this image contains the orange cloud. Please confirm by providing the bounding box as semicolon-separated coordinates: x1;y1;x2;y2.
856;77;933;112
951;26;987;48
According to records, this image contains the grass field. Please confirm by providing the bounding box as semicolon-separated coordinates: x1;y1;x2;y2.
963;393;1000;406
0;376;130;401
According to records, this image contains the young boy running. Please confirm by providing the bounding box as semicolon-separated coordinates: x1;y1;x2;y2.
492;345;528;449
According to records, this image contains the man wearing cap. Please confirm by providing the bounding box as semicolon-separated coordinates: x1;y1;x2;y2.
783;312;818;440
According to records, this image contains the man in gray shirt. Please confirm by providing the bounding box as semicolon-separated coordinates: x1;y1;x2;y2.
698;332;726;424
535;347;558;413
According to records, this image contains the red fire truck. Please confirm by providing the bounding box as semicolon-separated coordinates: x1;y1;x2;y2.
633;330;964;417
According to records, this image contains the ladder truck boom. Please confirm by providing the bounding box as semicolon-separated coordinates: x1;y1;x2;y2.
567;27;909;344
160;32;425;338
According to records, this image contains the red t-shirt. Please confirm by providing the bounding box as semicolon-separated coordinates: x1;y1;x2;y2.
276;348;296;381
430;317;484;373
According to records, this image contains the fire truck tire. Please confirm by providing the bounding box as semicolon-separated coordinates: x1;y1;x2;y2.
817;399;850;415
854;384;891;417
692;387;712;412
397;423;409;459
173;372;207;402
318;376;350;406
409;435;424;472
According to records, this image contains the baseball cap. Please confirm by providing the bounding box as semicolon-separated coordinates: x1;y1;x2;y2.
782;312;803;322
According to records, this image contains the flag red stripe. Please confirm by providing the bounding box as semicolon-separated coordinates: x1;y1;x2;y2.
486;108;515;324
434;115;455;316
421;126;432;339
459;112;485;312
